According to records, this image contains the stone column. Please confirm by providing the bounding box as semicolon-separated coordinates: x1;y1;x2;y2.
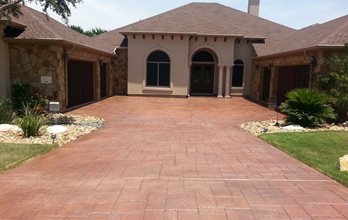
218;65;224;98
268;65;278;105
0;25;11;98
225;66;232;98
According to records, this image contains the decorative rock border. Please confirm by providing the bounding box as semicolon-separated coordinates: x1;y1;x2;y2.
241;120;348;136
0;114;105;146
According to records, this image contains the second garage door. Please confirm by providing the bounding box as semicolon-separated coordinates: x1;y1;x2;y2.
68;60;94;108
277;65;310;105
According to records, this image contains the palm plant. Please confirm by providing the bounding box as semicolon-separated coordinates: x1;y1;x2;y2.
280;88;336;127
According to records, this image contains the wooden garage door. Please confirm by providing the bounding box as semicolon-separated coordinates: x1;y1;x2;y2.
68;60;94;108
277;65;310;105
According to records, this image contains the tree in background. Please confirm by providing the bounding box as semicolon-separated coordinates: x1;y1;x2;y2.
69;24;84;34
84;27;107;37
0;0;82;22
314;45;348;122
70;25;107;37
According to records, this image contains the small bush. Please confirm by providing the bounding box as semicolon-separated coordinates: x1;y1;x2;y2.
12;83;48;115
14;105;47;137
12;83;31;113
280;88;336;127
0;98;14;124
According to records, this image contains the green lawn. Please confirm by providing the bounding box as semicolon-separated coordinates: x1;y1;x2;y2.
260;131;348;187
0;143;57;173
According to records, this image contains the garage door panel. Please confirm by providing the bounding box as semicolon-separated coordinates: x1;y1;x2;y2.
277;65;310;105
68;60;94;108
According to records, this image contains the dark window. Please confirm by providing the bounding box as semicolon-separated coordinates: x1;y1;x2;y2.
232;59;244;87
147;51;170;87
192;51;214;62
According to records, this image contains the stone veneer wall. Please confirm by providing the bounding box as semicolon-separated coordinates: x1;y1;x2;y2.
9;44;65;104
0;26;10;98
110;49;128;95
9;43;122;110
250;50;325;103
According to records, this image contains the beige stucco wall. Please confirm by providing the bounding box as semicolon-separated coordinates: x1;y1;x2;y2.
188;36;235;95
127;34;253;97
127;34;190;96
0;27;10;98
234;40;256;96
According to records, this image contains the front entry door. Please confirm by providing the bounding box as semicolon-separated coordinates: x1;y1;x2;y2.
190;64;214;95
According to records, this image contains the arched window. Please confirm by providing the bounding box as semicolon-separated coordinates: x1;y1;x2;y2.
146;50;170;87
232;59;244;88
192;51;214;62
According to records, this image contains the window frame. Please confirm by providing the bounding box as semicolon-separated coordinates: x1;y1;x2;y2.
231;59;245;89
145;50;171;88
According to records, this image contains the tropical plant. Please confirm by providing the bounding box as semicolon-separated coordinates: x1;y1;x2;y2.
0;0;82;23
14;104;46;137
280;88;336;127
0;97;14;124
313;45;348;122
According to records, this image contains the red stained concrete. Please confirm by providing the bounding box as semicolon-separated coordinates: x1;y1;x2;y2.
0;96;347;220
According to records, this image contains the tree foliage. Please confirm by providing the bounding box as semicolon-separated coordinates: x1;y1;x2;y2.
0;0;82;23
314;45;348;122
84;27;107;37
69;24;84;34
70;25;107;37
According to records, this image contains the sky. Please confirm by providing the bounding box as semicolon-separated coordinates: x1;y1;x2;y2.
28;0;348;31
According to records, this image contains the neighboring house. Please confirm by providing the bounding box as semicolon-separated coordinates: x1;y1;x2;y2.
0;0;347;111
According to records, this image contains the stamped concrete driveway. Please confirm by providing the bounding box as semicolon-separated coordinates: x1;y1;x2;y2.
0;96;348;220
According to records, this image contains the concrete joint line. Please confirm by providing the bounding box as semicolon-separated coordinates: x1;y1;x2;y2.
122;177;332;182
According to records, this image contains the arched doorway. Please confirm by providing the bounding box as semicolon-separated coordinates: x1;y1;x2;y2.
190;50;216;95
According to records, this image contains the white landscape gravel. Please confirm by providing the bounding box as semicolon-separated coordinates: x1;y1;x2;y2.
0;114;105;146
241;120;348;136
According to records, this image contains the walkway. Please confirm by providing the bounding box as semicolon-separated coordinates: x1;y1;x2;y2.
0;96;347;219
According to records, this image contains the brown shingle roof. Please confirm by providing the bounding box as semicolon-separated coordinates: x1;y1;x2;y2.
116;3;296;56
6;6;114;55
5;3;347;57
258;14;348;57
92;29;127;53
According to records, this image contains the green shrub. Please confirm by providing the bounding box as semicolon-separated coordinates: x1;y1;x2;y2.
12;83;31;113
280;88;336;127
12;83;48;115
14;105;47;137
0;98;14;124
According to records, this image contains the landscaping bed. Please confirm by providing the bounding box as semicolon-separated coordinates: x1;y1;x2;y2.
241;120;348;136
260;131;348;187
0;114;105;146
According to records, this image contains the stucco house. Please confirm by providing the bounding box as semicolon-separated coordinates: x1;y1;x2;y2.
0;0;347;111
